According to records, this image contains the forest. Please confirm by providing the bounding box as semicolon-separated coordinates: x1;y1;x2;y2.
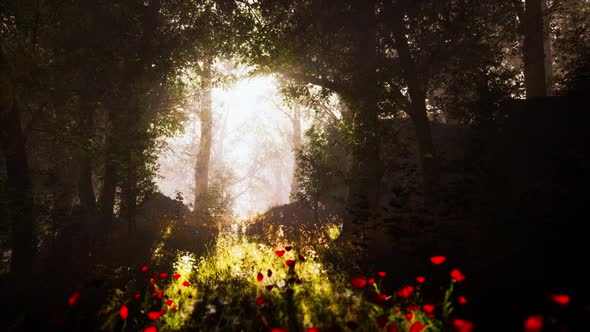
1;0;589;331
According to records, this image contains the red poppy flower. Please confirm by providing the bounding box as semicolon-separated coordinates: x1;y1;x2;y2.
134;293;141;299
524;315;543;332
394;308;400;313
378;271;387;277
430;256;446;265
376;314;389;328
397;286;414;299
144;327;157;332
416;276;425;283
256;296;264;305
141;265;149;272
257;272;264;282
285;246;293;251
549;294;570;306
286;259;296;267
271;329;288;332
266;285;274;291
452;319;474;332
387;325;398;332
182;281;190;287
422;304;435;313
410;321;426;332
149;279;156;285
173;273;181;279
147;311;162;320
407;305;418;311
427;313;435;319
119;305;128;319
268;269;272;277
165;299;173;306
171;305;177;311
275;250;285;257
306;328;320;332
68;290;80;306
368;278;375;285
159;273;167;278
459;295;467;304
450;269;465;283
370;292;387;306
153;287;158;293
298;254;306;261
157;291;163;299
405;313;414;320
351;277;367;289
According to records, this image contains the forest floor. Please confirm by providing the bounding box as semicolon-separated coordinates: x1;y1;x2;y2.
1;194;588;332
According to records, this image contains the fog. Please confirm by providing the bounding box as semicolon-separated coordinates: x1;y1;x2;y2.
157;75;308;218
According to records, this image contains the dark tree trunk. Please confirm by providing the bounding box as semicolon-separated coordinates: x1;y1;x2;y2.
99;108;119;226
124;150;137;233
77;104;96;213
0;100;34;279
389;5;439;209
523;0;549;98
194;58;213;219
342;0;381;243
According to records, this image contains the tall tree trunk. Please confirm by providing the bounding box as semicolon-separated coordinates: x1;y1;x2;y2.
0;100;34;279
194;59;213;219
99;108;118;226
77;102;96;213
290;106;302;197
343;0;381;242
124;150;137;233
523;0;549;98
389;4;439;209
542;0;553;95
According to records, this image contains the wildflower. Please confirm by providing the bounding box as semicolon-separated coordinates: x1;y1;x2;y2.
416;276;425;283
459;295;467;304
141;265;149;272
119;305;128;319
422;304;435;313
257;272;264;282
173;273;181;279
549;294;570;306
275;250;285;257
256;296;264;305
430;256;446;265
397;286;414;299
410;321;426;332
144;327;157;332
159;273;167;278
405;313;414;320
450;269;465;283
351;277;367;289
68;291;80;306
524;315;543;332
452;319;473;332
182;281;190;287
378;271;387;277
285;259;296;267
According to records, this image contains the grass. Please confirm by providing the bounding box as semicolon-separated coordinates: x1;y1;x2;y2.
88;220;471;332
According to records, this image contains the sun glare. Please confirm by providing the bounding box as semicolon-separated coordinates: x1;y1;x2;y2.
157;75;303;218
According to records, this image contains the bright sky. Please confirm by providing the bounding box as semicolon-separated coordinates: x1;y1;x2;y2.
157;75;302;218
